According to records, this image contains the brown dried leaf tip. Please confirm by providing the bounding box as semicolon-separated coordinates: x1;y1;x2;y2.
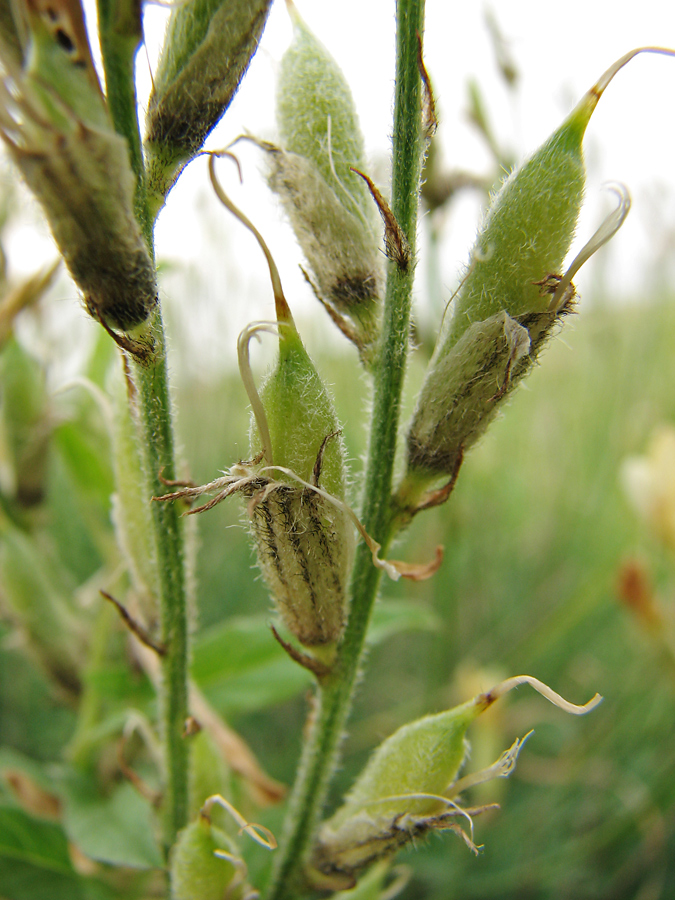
352;168;411;271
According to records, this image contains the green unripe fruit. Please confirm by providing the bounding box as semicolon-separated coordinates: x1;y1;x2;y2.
170;816;243;900
257;323;345;494
331;697;486;827
277;4;374;227
402;48;671;494
311;676;600;887
145;0;273;214
311;694;489;886
188;731;232;824
185;160;356;653
268;2;383;365
0;0;157;335
446;107;587;345
406;306;556;479
246;316;353;649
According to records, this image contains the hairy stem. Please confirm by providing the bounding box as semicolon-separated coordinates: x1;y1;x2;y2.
132;341;190;850
264;2;426;896
96;5;190;851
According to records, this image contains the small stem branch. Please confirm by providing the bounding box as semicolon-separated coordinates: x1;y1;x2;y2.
96;4;190;852
264;2;426;897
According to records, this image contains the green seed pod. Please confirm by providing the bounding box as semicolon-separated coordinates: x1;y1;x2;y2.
401;49;668;502
188;730;232;824
176;161;354;654
246;322;352;650
267;2;383;364
171;795;275;900
404;305;557;486
0;0;157;336
170;815;244;900
310;677;601;887
145;0;272;215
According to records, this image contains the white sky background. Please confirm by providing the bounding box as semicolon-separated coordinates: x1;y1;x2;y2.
7;0;675;378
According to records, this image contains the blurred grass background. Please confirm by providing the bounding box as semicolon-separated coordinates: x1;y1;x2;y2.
3;290;675;898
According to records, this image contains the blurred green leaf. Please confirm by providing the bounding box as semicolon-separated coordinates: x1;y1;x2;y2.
192;603;440;715
0;858;111;900
0;748;59;800
54;420;114;503
60;774;163;869
86;664;154;704
0;804;72;874
192;614;312;713
366;600;442;646
0;806;112;900
192;615;281;685
202;654;313;715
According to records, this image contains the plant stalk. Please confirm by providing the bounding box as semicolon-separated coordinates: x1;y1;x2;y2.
96;3;190;851
264;2;426;896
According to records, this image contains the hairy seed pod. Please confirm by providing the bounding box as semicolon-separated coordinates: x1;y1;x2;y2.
267;2;383;364
0;0;157;334
309;694;488;888
310;677;601;888
188;731;232;824
244;313;353;650
401;49;669;500
405;301;570;481
204;160;353;652
170;816;244;900
145;0;272;215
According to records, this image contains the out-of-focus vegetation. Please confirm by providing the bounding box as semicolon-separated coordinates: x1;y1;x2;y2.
4;278;671;898
177;293;675;899
1;3;675;895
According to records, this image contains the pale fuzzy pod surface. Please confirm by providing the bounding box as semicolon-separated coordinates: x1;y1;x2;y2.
270;7;384;356
245;322;353;648
310;698;485;886
0;0;157;331
406;96;593;481
145;0;273;201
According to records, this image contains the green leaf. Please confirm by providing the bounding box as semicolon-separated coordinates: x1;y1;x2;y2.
203;655;313;716
191;604;440;715
192;615;312;714
0;858;91;900
192;615;283;684
0;803;112;899
60;775;163;869
366;599;442;646
0;805;72;874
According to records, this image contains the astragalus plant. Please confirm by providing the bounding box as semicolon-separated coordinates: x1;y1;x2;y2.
0;0;671;898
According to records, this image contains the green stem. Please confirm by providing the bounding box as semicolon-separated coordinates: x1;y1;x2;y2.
96;4;190;850
264;2;425;896
132;337;190;849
